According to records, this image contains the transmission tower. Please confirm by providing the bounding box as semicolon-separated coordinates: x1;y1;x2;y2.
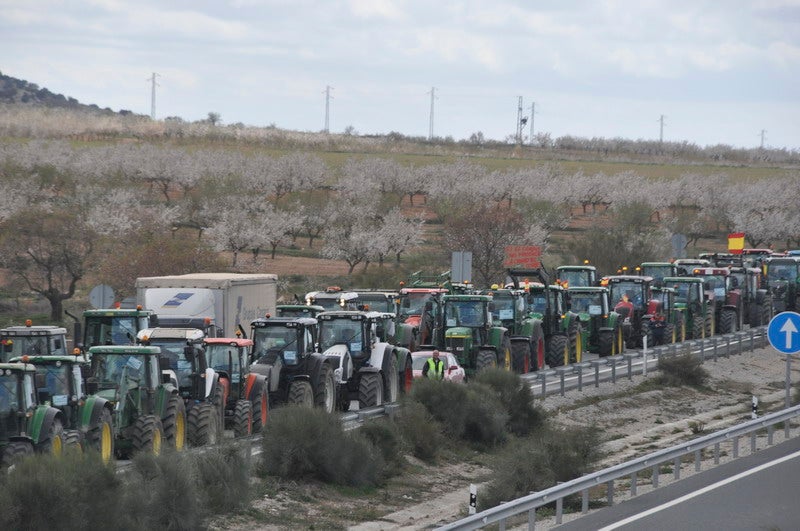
515;96;524;144
148;72;160;119
324;85;334;133
529;102;537;145
760;129;767;149
659;114;666;143
427;87;437;140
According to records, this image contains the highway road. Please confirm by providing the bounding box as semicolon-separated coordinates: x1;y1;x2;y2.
557;435;800;530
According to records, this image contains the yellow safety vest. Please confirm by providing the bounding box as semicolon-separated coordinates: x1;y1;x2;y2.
426;357;444;380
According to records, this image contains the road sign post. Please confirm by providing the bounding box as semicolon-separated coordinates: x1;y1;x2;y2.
767;312;800;408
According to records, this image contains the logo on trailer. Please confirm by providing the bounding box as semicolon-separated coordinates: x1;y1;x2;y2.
161;292;194;308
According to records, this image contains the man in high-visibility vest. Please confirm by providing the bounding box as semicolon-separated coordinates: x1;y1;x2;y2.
422;349;445;380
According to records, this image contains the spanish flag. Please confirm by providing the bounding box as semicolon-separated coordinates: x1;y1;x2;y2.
728;232;745;255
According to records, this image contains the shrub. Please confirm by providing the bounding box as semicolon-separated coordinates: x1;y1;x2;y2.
657;353;710;387
395;400;446;462
472;369;545;436
478;425;602;510
258;406;385;487
360;417;405;476
409;378;508;448
0;452;124;531
193;443;252;514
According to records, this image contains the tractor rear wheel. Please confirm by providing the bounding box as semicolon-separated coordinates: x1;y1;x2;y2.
571;324;584;363
599;330;613;357
1;441;33;467
40;418;65;456
314;364;336;413
533;334;545;371
358;372;384;408
289;380;314;407
252;386;269;433
705;311;715;337
663;322;675;345
545;335;568;367
615;325;625;355
692;315;705;339
719;308;737;334
87;408;114;463
511;340;531;373
642;321;654;349
132;415;163;456
162;394;186;452
233;399;253;437
382;352;399;403
400;356;413;394
187;403;219;447
64;430;82;453
476;349;498;372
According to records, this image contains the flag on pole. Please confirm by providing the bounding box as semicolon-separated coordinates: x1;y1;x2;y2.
728;232;745;254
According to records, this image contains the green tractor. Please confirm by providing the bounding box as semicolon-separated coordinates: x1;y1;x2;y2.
0;321;70;363
556;263;597;288
690;266;746;334
649;287;687;345
86;345;185;458
601;274;656;349
505;268;583;368
428;294;512;376
80;307;155;350
566;286;625;356
484;285;545;373
0;362;74;466
10;354;116;463
663;277;715;339
764;256;800;314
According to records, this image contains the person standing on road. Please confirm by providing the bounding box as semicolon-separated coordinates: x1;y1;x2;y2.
422;350;445;380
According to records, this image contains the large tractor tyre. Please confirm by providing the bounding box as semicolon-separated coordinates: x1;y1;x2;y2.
500;336;512;371
400;356;414;394
358;372;384;409
212;382;225;433
338;387;351;412
39;418;65;456
614;325;625;355
1;441;34;467
570;324;584;364
233;399;253;437
705;311;715;338
187;403;219;447
314;363;336;413
598;330;613;357
63;430;83;453
545;335;568;367
663;322;676;345
252;386;269;433
288;380;314;408
162;395;187;452
761;299;773;326
692;315;705;339
719;308;737;334
511;340;531;374
641;321;654;349
749;303;762;327
476;349;498;372
382;352;400;404
87;408;114;463
533;334;546;371
132;415;164;456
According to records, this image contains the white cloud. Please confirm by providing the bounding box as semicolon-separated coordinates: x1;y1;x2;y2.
347;0;405;20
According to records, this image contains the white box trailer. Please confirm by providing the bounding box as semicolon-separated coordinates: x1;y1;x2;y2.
135;273;278;337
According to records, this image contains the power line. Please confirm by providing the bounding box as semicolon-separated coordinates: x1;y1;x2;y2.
147;72;160;119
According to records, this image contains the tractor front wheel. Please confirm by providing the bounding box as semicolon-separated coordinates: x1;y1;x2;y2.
476;349;498;372
40;418;65;456
314;364;336;413
358;372;384;408
187;403;219;447
162;394;186;452
545;335;568;367
289;380;314;407
132;415;163;456
252;386;269;433
233;399;253;437
88;408;114;463
511;340;531;373
1;441;33;467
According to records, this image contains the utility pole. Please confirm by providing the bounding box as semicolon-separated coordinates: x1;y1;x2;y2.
324;85;334;133
529;102;536;145
516;96;524;145
428;87;437;141
760;129;767;149
147;72;160;120
658;114;666;143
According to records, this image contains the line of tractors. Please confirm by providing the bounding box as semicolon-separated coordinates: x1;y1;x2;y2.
1;250;797;466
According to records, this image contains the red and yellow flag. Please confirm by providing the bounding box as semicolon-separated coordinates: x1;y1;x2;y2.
728;232;745;255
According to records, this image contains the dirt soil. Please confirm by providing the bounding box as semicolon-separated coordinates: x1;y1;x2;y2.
210;345;794;531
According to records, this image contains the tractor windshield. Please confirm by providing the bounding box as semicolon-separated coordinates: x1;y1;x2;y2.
652;290;672;312
355;295;396;313
205;345;242;382
490;294;515;322
558;269;593;288
0;373;21;413
33;364;72;406
444;300;485;328
569;292;604;315
642;265;673;285
1;335;64;359
91;354;146;393
609;281;646;309
694;275;727;299
672;283;700;305
399;292;436;319
768;264;799;283
252;326;301;364
145;340;197;389
85;316;139;347
318;319;364;353
527;291;547;314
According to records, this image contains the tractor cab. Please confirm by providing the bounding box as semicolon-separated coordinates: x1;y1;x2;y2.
0;321;69;363
556;264;597;288
304;287;360;311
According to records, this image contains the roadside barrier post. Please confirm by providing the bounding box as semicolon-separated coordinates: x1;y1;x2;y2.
643;335;648;377
751;395;758;419
469;484;476;515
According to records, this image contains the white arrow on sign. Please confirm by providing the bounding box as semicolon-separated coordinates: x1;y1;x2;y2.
780;318;798;350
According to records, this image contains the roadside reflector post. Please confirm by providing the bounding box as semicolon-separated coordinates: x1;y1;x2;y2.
751;395;759;419
469;484;477;515
642;335;648;377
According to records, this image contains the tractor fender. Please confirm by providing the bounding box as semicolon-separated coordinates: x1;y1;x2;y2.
204;367;217;399
161;368;179;387
368;341;391;371
244;372;268;402
81;394;112;432
357;365;380;374
488;326;509;346
599;326;614;334
722;303;739;312
155;386;179;418
31;406;63;445
320;344;352;384
306;354;329;388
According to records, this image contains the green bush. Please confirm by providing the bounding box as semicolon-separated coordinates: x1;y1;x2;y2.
657;353;710;387
360;417;405;476
409;378;508;448
395;400;446;462
479;425;602;510
193;443;252;514
258;406;385;487
0;451;125;531
472;369;545;436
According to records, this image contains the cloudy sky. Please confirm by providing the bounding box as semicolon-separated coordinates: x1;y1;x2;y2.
2;0;799;148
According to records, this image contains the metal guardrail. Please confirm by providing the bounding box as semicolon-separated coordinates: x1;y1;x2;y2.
438;325;790;531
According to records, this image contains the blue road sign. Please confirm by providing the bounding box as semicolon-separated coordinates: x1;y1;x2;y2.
767;312;800;355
